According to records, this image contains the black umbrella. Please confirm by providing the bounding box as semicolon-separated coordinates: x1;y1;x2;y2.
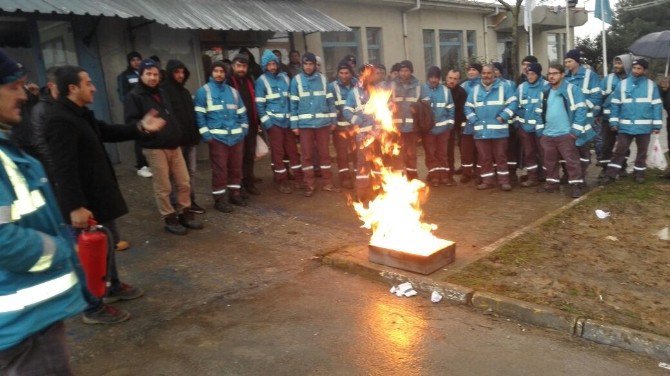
628;30;670;75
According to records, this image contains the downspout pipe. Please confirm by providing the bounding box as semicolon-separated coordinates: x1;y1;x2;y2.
483;6;500;62
482;5;500;62
402;0;421;60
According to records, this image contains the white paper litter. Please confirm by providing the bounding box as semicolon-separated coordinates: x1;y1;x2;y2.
657;227;669;241
595;210;610;219
431;291;443;303
605;235;619;242
390;282;418;297
659;362;670;370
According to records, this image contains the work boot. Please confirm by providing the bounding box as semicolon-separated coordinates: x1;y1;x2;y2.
460;174;472;184
509;171;519;185
214;198;233;213
599;176;616;185
164;213;187;235
441;175;456;186
570;184;582;198
239;188;250;200
476;183;495;190
303;186;315;197
243;184;261;196
430;178;440;187
618;168;628;178
341;178;354;190
536;183;559;193
500;183;512;191
322;184;341;193
634;172;645;184
189;201;206;214
520;180;539;187
179;210;204;230
229;191;248;206
103;283;145;304
275;181;293;194
82;304;130;325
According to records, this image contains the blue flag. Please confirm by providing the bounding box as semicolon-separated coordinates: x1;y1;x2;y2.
595;0;613;24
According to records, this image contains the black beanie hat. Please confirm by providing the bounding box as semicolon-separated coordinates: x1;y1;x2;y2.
527;62;542;76
138;58;158;76
0;48;26;85
564;49;581;62
126;51;142;65
398;60;413;73
302;52;317;64
522;55;538;64
632;58;649;70
426;66;441;79
468;63;483;73
337;59;353;74
492;62;504;73
232;53;249;64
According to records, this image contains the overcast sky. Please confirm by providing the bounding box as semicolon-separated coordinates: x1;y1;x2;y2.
573;0;618;38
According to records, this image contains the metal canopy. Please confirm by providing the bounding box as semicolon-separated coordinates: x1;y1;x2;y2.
0;0;351;32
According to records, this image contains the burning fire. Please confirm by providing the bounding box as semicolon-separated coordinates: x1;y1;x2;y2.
352;74;450;256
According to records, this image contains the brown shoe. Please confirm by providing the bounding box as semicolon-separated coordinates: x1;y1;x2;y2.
322;184;341;193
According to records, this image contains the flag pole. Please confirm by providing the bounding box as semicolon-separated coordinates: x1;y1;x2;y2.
601;5;608;74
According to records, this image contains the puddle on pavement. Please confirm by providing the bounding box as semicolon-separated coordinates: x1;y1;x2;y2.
657;226;669;241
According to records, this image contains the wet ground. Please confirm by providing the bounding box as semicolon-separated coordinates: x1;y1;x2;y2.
66;141;667;375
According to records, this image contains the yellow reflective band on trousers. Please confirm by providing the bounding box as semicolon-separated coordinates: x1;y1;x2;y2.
0;272;79;313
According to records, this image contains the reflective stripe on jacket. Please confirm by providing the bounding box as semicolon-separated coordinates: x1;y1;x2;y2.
565;66;603;121
391;76;420;133
0;131;86;351
516;78;550;133
610;76;663;135
289;72;336;129
539;81;593;146
464;79;518;140
600;73;623;118
195;79;249;146
255;72;291;130
420;83;455;135
328;79;355;127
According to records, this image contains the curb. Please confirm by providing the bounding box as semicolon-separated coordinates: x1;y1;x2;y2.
322;251;670;362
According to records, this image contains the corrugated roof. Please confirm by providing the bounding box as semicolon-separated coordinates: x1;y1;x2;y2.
0;0;350;32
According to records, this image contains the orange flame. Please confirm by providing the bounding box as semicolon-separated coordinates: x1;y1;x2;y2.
352;82;450;256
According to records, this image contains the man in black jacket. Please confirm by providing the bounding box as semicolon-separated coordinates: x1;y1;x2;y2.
116;51;151;178
161;59;205;214
124;59;203;235
44;65;164;323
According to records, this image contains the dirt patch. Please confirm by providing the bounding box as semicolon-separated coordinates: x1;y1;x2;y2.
446;176;670;337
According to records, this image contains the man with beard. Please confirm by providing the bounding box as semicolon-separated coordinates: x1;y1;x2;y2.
464;64;518;191
229;54;262;196
602;59;663;184
598;54;633;179
161;60;205;213
256;50;303;194
288;50;302;78
124;59;203;234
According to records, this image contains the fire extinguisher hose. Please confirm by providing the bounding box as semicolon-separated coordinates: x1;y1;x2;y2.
94;224;116;293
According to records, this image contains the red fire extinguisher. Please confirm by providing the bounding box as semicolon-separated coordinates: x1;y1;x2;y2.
77;219;113;298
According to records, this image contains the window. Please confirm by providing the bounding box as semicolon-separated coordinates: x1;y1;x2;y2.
37;21;79;69
466;30;477;60
366;27;383;65
439;30;462;71
423;29;435;73
547;33;567;65
322;27;360;79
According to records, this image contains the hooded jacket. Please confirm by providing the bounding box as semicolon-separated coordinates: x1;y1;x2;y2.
0;128;87;351
464;78;518;140
124;83;183;149
195;78;249;146
289;71;336;129
420;83;455;135
391;76;421;133
540;80;593;146
515;77;550;133
161;60;200;146
255;50;291;130
601;54;633;119
564;66;602;123
609;75;663;135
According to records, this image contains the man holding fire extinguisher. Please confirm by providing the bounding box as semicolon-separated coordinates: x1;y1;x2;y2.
0;49;87;375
